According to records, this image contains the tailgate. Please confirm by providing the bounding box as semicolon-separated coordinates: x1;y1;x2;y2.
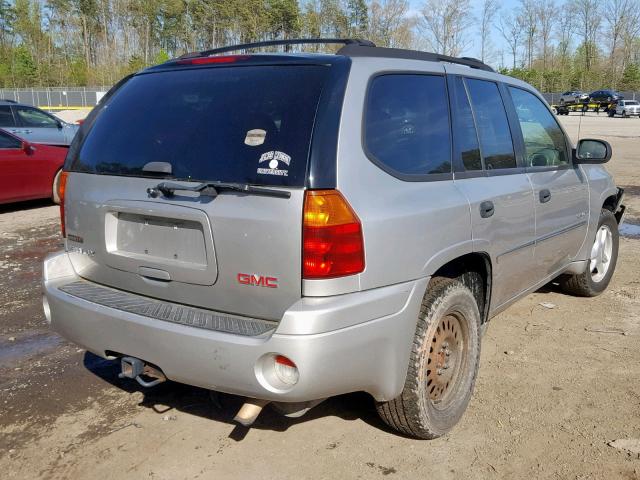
65;173;303;321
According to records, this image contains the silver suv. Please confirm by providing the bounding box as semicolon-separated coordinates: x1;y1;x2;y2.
43;39;625;439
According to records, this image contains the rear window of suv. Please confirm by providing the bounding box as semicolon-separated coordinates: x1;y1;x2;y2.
71;65;329;186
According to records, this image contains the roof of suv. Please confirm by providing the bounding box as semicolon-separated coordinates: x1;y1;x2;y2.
155;38;495;73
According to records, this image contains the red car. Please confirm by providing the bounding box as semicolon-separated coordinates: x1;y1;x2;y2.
0;128;67;204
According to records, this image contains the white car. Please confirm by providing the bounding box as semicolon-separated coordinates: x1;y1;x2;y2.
611;99;640;117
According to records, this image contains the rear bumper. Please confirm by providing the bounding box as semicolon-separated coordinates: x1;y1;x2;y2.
43;251;428;402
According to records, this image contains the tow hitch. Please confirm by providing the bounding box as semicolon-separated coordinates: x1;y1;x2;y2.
118;356;167;388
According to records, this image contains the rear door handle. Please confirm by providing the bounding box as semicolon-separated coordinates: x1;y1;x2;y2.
480;201;495;218
539;189;551;203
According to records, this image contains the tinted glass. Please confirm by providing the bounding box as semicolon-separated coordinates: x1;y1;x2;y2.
451;77;482;171
0;130;21;149
509;87;568;167
365;74;451;176
0;106;15;127
466;79;516;169
15;106;59;128
72;66;328;186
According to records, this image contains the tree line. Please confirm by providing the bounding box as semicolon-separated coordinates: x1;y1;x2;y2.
1;0;640;92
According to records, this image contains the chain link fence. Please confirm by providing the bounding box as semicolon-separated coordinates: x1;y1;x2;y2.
0;87;109;109
2;87;640;110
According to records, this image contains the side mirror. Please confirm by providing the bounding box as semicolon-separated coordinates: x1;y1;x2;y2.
22;141;36;156
56;119;63;129
574;138;612;164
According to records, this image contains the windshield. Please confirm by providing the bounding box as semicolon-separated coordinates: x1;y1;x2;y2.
70;65;329;187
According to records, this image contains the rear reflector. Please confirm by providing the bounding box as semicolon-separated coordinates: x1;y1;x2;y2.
58;171;69;237
303;190;365;279
274;355;299;385
176;55;249;65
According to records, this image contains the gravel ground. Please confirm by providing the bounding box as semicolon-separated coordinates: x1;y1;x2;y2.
0;113;639;479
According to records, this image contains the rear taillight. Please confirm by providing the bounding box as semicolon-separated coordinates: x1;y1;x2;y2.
303;190;365;279
58;171;68;237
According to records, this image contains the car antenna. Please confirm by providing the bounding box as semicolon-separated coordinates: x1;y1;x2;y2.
576;110;583;144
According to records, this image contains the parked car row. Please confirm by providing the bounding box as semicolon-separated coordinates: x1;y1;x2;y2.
0;101;75;204
559;89;624;105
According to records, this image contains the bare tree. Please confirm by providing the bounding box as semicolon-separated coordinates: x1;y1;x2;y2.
479;0;499;63
497;10;524;69
536;0;557;70
419;0;473;57
368;0;415;48
573;0;601;72
518;0;538;68
555;5;574;66
603;0;640;80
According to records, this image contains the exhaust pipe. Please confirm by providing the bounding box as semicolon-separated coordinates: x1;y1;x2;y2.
233;398;270;427
118;356;166;388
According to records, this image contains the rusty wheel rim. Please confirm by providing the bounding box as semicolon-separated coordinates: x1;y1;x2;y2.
427;313;467;405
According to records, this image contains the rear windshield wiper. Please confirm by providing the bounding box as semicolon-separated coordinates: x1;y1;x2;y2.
147;181;291;199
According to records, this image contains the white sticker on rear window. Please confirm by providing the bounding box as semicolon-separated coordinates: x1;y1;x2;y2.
244;129;266;146
257;151;291;176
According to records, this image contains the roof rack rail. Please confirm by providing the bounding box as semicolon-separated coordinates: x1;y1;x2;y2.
336;44;495;72
180;38;376;59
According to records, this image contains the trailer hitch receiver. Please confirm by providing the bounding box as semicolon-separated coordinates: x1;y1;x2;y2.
118;356;166;388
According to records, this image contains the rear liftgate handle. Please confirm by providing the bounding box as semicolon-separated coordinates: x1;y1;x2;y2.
480;200;495;218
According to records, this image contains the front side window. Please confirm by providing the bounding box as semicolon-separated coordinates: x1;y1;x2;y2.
509;87;568;168
0;130;21;149
364;74;451;177
465;79;516;170
15;106;60;128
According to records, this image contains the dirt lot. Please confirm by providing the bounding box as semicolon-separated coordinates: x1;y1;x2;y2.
1;113;639;479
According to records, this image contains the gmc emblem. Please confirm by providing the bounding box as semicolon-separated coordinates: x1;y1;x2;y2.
237;273;278;288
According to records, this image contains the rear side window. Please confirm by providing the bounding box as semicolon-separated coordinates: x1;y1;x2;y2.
466;79;516;170
509;87;568;168
0;106;16;127
364;74;451;178
71;66;329;186
450;77;482;171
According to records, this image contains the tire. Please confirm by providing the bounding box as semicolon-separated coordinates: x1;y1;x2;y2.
52;169;62;205
376;277;481;439
560;209;619;297
608;109;615;117
623;110;628;118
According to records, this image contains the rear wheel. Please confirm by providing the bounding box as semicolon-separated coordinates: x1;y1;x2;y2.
376;277;481;439
560;209;619;297
52;169;62;205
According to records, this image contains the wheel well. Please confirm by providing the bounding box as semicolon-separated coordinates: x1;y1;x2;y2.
432;253;492;324
603;194;617;212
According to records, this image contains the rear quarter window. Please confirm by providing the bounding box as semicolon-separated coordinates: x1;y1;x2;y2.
364;74;451;179
71;65;329;187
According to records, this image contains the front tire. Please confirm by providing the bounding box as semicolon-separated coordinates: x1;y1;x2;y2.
560;209;619;297
376;277;481;439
